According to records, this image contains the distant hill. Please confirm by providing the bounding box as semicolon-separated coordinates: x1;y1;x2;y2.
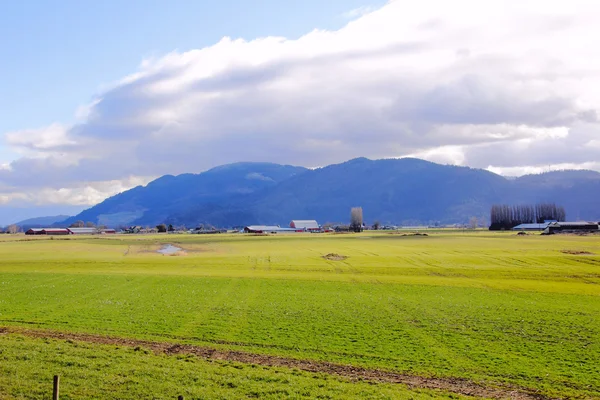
62;158;600;228
16;215;71;228
61;162;307;227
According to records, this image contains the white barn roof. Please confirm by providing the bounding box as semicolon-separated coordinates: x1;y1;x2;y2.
68;227;97;234
245;225;296;232
290;220;320;230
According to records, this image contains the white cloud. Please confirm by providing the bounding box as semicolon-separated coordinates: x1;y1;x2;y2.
5;123;76;152
342;6;379;19
0;176;154;206
2;0;600;207
487;162;600;177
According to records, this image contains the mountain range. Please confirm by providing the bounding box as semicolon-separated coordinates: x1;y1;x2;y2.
56;158;600;228
14;215;72;229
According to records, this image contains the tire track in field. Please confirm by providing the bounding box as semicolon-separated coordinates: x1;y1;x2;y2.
0;326;555;400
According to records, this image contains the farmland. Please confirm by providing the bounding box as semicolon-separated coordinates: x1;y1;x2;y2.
0;231;599;399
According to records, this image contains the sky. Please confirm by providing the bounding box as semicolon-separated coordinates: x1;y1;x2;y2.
1;0;600;224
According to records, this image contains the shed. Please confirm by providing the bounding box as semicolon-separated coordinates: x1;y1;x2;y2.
289;220;320;231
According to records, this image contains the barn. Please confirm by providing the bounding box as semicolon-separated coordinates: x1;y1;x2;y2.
544;222;599;234
25;228;70;235
244;225;296;233
289;220;320;231
67;227;98;235
512;222;553;231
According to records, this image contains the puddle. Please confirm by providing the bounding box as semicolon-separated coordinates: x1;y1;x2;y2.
157;244;183;255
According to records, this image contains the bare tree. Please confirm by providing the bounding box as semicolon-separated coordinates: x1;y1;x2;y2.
372;220;381;230
70;220;85;228
7;224;19;234
469;217;478;229
350;207;363;233
85;221;96;228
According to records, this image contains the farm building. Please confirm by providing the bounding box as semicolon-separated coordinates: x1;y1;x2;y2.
67;227;98;235
244;225;296;234
544;222;599;234
512;222;553;231
289;220;320;231
25;228;70;235
100;229;116;234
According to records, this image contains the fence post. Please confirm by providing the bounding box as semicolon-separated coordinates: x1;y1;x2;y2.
52;375;60;400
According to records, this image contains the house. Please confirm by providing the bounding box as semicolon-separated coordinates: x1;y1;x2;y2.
289;220;320;231
244;225;296;234
544;221;599;234
125;226;142;234
67;227;98;235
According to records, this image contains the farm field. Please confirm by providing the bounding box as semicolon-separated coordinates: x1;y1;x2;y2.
0;231;599;399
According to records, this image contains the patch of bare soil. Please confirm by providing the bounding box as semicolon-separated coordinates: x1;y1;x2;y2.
561;250;595;255
0;326;554;400
322;253;348;261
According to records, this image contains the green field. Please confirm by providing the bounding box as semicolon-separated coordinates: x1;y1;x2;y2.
0;231;599;399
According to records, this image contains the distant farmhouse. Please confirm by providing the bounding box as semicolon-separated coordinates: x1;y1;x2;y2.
25;227;116;235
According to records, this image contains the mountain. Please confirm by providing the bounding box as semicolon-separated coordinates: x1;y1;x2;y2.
61;162;307;227
63;158;600;228
15;215;71;228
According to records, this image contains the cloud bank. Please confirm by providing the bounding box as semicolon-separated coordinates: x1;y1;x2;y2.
2;0;600;207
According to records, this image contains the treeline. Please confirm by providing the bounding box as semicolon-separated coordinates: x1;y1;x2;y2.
489;203;566;230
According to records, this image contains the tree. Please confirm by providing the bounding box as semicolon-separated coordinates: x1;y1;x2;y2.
469;217;478;229
372;220;381;230
156;224;167;233
85;221;96;228
70;220;84;228
350;207;363;233
168;224;175;232
490;203;567;230
7;224;19;234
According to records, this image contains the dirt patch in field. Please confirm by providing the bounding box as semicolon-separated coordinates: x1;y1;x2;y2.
561;250;595;255
322;253;348;261
0;326;553;400
388;232;429;237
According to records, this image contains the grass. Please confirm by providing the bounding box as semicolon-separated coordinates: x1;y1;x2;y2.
0;231;599;398
1;334;461;399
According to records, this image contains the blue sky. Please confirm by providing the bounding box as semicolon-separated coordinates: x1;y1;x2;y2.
1;0;600;225
0;0;382;161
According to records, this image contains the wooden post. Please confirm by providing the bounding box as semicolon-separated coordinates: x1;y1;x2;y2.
52;375;60;400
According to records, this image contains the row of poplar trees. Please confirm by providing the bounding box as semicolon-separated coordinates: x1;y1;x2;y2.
489;203;566;230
